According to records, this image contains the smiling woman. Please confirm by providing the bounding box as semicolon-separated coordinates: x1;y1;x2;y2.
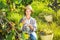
20;5;37;40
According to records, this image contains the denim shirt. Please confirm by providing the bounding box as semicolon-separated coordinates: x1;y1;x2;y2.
20;17;37;38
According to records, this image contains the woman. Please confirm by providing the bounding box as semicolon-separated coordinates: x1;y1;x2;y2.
20;5;37;40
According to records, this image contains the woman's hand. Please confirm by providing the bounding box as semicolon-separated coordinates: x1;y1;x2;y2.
28;24;34;31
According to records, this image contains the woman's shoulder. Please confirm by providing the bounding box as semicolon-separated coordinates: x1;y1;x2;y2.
31;17;36;21
19;17;25;23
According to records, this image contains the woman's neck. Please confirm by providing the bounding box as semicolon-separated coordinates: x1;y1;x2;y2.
26;15;30;20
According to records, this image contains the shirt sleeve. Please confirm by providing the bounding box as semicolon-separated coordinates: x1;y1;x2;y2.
19;18;23;23
31;19;37;32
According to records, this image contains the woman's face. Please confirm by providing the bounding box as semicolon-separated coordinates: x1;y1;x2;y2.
25;9;31;16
